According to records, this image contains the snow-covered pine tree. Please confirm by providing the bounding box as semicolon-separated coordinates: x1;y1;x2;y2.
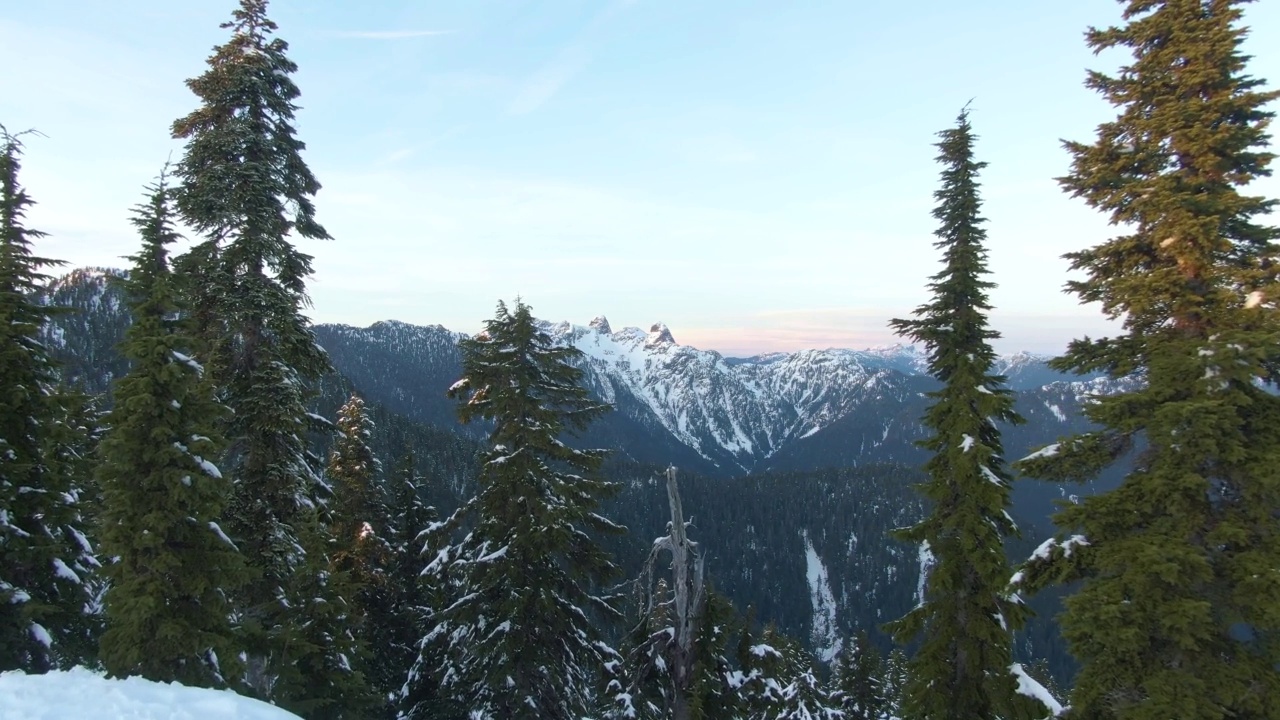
168;0;337;699
881;649;908;720
386;453;446;720
325;393;399;715
1015;1;1280;716
831;631;885;720
736;624;842;720
885;109;1048;720
406;299;624;720
0;126;99;673
272;520;375;720
686;589;744;719
328;395;387;569
96;172;245;687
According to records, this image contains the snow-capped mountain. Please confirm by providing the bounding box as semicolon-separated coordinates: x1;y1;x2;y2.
39;268;1120;479
312;314;1117;478
550;318;931;473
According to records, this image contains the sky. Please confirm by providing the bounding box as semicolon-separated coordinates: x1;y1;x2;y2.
2;0;1278;357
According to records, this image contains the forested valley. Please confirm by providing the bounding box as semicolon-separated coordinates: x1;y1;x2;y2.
2;0;1277;718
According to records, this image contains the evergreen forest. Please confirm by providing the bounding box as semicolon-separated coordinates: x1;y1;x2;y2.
1;1;1277;718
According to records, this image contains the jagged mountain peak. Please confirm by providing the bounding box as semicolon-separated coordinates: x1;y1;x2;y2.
646;322;675;346
588;315;612;335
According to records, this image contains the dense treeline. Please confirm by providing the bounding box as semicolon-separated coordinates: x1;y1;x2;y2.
2;0;1278;718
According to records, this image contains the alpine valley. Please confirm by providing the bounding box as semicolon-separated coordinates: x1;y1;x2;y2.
44;267;1128;685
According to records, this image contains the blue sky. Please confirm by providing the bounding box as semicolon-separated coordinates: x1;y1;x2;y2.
2;0;1278;356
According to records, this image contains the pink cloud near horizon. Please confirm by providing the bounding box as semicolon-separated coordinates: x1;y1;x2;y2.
667;309;1119;358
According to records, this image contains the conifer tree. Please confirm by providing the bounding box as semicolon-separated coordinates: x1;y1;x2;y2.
406;299;624;720
881;649;909;720
169;0;336;698
273;525;374;720
0;126;98;673
685;590;743;719
96;173;244;687
386;453;446;720
885;109;1047;720
1016;1;1280;716
604;585;746;720
325;393;398;714
832;631;886;720
328;395;389;582
737;624;842;720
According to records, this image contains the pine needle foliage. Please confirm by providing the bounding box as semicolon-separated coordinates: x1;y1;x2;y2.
406;299;624;720
1015;1;1280;717
0;126;98;673
885;110;1047;720
385;453;446;720
96;172;245;687
168;0;336;699
325;393;399;715
737;624;842;720
832;630;887;720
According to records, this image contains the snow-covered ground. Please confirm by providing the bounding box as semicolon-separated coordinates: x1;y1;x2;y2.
0;668;301;720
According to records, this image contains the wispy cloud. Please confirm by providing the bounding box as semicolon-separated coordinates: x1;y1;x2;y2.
508;0;636;115
329;30;454;40
509;44;590;116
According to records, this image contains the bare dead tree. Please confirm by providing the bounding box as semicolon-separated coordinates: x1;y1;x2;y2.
621;465;707;720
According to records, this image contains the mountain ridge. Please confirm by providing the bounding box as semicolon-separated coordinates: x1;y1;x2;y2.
39;267;1115;481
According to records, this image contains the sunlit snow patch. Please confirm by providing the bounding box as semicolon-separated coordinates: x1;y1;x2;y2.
0;667;301;720
1011;662;1065;717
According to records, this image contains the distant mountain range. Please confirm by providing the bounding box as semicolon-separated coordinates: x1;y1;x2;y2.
313;314;1126;486
44;266;1133;536
40;267;1125;682
42;266;1128;482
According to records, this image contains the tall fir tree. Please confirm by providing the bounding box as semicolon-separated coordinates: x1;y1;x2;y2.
881;649;909;720
327;394;388;581
168;0;338;700
885;109;1048;720
325;393;398;715
385;453;448;720
0;126;99;673
832;630;886;720
1015;1;1280;717
96;173;246;687
405;299;624;720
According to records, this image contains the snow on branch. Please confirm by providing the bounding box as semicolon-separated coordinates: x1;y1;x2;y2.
1011;662;1065;717
1020;443;1060;462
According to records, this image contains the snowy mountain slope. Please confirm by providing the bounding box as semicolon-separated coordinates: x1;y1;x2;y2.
554;319;924;473
40;268;1124;479
313;320;470;433
38;267;131;396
